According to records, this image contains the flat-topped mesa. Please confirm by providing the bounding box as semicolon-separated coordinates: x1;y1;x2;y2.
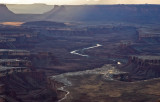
44;5;160;23
2;4;160;23
130;55;160;65
0;4;16;21
0;4;14;15
124;55;160;79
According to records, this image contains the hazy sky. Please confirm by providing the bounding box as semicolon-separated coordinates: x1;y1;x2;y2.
1;0;160;5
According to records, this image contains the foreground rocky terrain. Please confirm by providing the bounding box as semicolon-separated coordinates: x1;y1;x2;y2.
65;75;160;102
0;72;58;102
51;65;160;102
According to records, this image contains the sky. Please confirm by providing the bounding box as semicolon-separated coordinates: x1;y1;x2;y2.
1;0;160;5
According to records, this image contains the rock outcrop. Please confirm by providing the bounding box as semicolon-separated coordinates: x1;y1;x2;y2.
0;4;16;21
122;55;160;80
0;72;58;102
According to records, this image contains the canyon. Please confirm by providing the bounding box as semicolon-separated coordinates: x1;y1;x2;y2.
0;4;160;102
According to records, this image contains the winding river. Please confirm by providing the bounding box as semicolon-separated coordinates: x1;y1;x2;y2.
53;44;124;102
70;44;102;57
54;44;103;102
57;86;70;102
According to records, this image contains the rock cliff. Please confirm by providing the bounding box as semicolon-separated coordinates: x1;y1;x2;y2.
0;72;58;102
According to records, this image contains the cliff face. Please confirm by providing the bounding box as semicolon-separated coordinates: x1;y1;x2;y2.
0;4;14;15
44;5;160;23
0;4;39;22
0;72;58;102
0;4;16;21
122;56;160;80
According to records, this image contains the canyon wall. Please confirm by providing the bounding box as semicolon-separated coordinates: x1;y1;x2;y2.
122;56;160;80
0;72;58;102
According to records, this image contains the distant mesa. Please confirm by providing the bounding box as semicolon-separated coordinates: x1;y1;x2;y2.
0;4;16;21
0;4;14;15
43;5;160;23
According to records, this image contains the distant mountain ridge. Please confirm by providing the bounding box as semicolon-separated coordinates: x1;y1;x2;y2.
44;5;160;23
1;4;160;24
